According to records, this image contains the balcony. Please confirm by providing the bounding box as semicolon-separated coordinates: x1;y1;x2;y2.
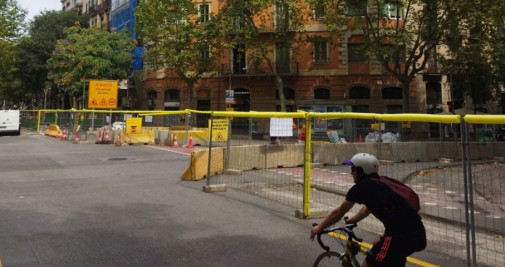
89;0;111;17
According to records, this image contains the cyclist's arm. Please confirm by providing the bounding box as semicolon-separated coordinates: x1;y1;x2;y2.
345;205;370;224
311;200;355;240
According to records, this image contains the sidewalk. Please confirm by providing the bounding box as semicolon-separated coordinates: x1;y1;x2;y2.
308;161;505;235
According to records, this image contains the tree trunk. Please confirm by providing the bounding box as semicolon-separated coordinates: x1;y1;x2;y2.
187;82;194;110
276;75;285;112
402;80;410;113
133;70;144;110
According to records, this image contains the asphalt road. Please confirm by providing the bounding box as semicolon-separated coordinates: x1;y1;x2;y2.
0;131;466;266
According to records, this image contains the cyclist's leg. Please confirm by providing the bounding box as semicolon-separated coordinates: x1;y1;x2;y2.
364;235;406;267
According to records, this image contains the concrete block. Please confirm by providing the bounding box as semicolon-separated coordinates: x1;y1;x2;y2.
227;145;267;171
223;169;243;175
202;184;227;193
265;144;304;168
437;158;454;163
295;209;329;219
156;130;170;145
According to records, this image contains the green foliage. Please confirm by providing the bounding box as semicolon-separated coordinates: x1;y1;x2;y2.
218;0;308;69
135;0;221;108
217;0;309;111
9;11;89;106
47;25;134;103
439;0;505;107
0;0;26;101
310;0;451;112
0;0;26;39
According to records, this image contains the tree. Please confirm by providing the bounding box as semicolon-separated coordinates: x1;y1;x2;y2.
47;25;135;108
12;11;88;108
135;0;221;110
440;0;505;113
217;0;308;112
310;0;448;113
0;0;26;103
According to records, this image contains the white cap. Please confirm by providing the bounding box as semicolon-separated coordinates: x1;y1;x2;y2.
344;153;379;175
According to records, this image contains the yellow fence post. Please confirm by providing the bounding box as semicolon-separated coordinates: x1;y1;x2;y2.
37;110;42;132
303;113;312;217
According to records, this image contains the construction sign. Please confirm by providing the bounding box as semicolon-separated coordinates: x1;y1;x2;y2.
401;121;411;129
209;119;229;142
88;80;118;109
126;117;143;134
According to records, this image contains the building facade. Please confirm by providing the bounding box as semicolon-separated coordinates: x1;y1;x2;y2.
59;0;501;138
140;1;421;135
61;0;83;14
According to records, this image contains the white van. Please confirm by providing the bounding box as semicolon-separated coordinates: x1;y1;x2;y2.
0;110;21;135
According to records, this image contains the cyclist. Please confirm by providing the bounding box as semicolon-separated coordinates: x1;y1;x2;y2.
310;153;426;267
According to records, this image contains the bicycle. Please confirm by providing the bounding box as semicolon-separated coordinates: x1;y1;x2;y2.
313;219;369;267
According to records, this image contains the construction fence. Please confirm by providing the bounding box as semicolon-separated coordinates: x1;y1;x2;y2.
200;111;504;267
20;109;505;266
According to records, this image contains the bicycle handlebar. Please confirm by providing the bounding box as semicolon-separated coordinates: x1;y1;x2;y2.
313;217;363;252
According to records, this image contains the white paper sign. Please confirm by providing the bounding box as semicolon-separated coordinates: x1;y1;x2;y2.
270;118;293;137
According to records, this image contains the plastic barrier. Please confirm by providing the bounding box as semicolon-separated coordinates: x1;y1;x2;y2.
44;124;61;137
181;147;224;181
169;130;208;147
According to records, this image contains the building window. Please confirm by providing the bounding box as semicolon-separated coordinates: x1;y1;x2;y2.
313;39;328;64
233;44;246;74
164;89;180;101
147;90;157;106
276;87;295;100
314;88;330;99
348;44;368;62
382;87;403;99
275;2;289;30
349;86;370;99
199;45;210;60
233;16;246;29
382;2;404;19
198;3;210;24
426;82;441;105
347;0;367;16
382;45;404;63
275;43;290;73
313;3;326;20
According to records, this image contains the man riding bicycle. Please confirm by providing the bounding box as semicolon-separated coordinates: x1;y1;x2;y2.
310;153;426;267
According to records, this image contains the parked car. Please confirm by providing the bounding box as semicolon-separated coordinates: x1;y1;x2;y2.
0;109;21;135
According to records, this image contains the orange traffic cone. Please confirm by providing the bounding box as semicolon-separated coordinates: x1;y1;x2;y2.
103;128;111;144
96;129;103;144
172;134;179;148
358;134;363;143
62;129;68;140
74;131;80;144
188;134;194;148
115;132;121;146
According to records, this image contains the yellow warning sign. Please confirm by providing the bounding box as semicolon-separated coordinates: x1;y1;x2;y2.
88;80;118;109
209;119;229;142
126;117;143;134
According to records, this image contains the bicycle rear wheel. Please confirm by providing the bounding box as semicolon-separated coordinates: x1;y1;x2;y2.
313;251;341;267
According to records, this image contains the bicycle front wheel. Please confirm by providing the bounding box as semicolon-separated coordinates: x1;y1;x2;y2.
313;251;341;267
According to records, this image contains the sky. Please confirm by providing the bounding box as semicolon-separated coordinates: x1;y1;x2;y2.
17;0;62;22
